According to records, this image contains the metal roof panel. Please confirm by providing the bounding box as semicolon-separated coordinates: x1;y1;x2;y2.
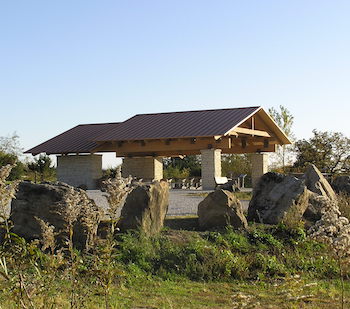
25;123;121;155
94;106;261;141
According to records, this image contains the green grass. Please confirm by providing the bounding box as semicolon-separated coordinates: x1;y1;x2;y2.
0;221;349;308
0;275;349;308
111;278;350;309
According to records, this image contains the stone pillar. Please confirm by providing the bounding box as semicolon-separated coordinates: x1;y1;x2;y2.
122;157;163;181
201;149;222;190
57;154;102;190
251;153;268;188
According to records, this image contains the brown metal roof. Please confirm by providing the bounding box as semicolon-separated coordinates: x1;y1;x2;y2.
25;123;121;155
26;106;290;155
94;106;261;142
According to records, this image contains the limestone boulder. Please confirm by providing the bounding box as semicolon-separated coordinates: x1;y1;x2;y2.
117;180;169;236
247;173;309;224
332;176;350;195
197;189;247;230
10;181;101;250
302;165;337;223
303;164;336;200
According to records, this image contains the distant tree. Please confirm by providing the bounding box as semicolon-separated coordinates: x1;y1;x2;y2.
163;155;201;178
294;130;350;174
0;132;22;156
0;133;25;180
163;166;190;179
0;151;25;181
28;154;56;182
221;154;251;177
268;105;295;171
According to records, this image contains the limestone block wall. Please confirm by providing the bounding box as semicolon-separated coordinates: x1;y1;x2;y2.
57;154;102;189
251;153;268;188
122;157;163;181
201;149;222;190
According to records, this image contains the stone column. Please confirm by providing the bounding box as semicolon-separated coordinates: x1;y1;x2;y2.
201;149;222;190
122;157;163;181
57;154;102;190
251;153;268;188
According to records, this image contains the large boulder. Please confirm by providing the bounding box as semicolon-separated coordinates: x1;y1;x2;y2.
117;181;169;236
302;165;337;223
10;181;101;250
303;164;336;200
247;173;309;224
197;189;247;230
332;176;350;195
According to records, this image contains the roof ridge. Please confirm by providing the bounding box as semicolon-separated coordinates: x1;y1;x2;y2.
130;106;261;118
77;122;121;126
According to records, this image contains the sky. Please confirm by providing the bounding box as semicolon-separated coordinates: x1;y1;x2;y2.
0;1;349;168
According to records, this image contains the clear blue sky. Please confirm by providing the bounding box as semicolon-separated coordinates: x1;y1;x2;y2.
1;1;349;167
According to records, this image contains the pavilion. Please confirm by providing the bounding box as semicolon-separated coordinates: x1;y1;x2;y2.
25;106;291;190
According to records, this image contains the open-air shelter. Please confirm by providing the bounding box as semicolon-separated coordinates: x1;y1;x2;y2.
26;106;291;190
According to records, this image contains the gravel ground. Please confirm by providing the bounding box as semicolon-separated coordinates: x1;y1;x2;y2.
86;189;208;218
2;189;250;222
168;189;250;216
87;189;250;218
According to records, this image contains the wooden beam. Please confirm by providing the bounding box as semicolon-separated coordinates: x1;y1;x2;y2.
230;137;278;146
115;143;277;157
223;143;277;154
231;127;271;137
110;137;232;154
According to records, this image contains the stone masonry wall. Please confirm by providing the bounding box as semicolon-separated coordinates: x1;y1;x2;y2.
122;157;163;181
251;153;268;188
201;149;222;190
57;154;102;189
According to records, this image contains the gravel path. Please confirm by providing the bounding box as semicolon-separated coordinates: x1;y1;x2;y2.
168;190;249;216
87;189;249;218
168;190;209;216
2;189;250;222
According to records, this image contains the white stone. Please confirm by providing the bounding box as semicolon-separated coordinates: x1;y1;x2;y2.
251;153;268;188
122;157;163;181
201;149;222;190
